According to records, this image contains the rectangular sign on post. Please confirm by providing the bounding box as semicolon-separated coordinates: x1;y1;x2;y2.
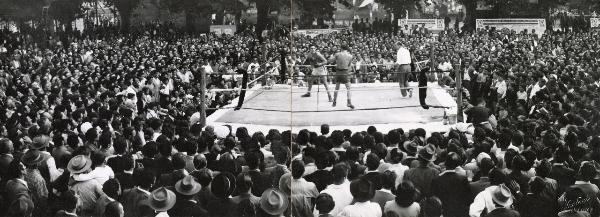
476;19;546;35
397;19;445;31
293;28;347;37
210;25;237;35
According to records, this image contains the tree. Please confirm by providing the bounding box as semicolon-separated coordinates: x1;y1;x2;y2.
377;0;421;20
105;0;143;32
48;0;84;31
295;0;351;27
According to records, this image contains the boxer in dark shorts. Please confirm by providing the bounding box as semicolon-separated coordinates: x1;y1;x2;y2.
328;44;354;109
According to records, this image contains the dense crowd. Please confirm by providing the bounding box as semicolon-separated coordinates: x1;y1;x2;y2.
0;20;599;217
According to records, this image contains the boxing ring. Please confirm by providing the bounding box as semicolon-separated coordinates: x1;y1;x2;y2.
205;82;457;134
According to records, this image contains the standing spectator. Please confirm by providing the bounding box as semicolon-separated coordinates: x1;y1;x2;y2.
431;152;471;217
21;149;48;217
403;144;440;198
67;155;107;216
289;160;319;217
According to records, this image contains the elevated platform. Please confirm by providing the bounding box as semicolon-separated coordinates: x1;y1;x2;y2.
206;82;457;135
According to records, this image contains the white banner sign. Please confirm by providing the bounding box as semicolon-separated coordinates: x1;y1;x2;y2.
591;18;600;28
476;19;546;34
398;19;445;30
294;28;346;37
210;25;237;35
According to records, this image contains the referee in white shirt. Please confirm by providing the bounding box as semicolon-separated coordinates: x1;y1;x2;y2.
396;44;412;97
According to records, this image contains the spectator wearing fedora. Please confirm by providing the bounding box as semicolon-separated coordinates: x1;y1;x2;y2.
338;178;382;217
146;187;177;217
21;149;48;217
67;155;107;216
168;175;207;217
259;188;289;217
206;172;239;217
431;152;471;217
403;144;440;198
469;184;514;217
121;168;156;217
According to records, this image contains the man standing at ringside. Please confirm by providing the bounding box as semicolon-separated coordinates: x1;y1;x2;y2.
329;44;355;109
396;43;413;98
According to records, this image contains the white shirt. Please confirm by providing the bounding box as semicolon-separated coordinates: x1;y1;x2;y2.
314;180;353;217
495;80;507;99
338;201;382;217
386;163;409;188
396;47;411;65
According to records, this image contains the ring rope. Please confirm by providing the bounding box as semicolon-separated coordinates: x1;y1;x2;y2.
205;104;451;112
208;86;455;92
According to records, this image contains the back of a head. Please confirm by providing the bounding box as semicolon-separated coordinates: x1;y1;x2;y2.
394;181;416;208
133;168;155;189
579;162;597;182
366;153;380;171
445;152;462;170
103;178;122;199
103;201;123;217
331;163;349;182
382;171;397;190
315;193;335;214
291;159;305;179
421;196;443;217
489;168;507;185
236;174;254;193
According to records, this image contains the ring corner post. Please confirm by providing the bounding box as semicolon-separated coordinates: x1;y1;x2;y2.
200;68;207;128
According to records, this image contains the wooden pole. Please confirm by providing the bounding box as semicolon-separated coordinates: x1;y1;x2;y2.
199;68;207;128
456;59;463;122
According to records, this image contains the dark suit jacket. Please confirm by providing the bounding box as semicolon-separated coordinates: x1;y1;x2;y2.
244;170;269;197
0;154;14;180
205;198;239;217
115;172;134;190
107;155;128;174
304;170;333;192
363;171;384;190
371;190;395;212
195;187;218;209
469;177;491;201
549;164;576;194
121;187;153;217
154;156;174;176
4;179;30;205
168;199;208;217
431;171;471;217
159;169;187;187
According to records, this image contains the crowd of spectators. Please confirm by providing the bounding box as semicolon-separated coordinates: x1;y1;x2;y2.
0;20;599;217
